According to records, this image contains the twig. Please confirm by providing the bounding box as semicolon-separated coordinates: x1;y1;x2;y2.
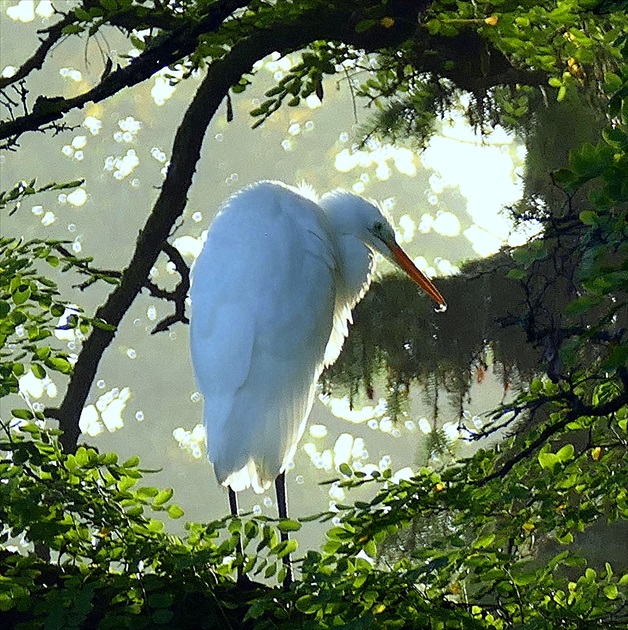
145;241;191;333
0;13;75;91
0;0;251;143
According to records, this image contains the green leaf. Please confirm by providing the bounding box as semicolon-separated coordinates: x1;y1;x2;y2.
277;519;302;533
153;488;174;506
507;268;526;280
263;562;277;578
513;572;537;586
473;533;495;549
355;19;377;33
296;595;318;614
35;347;51;360
273;538;297;558
124;505;144;517
62;24;83;35
46;356;73;374
602;72;622;94
538;451;559;471
31;364;46;379
12;285;31;305
339;462;352;477
91;318;117;331
326;526;351;541
12;363;25;377
11;408;34;420
73;7;91;21
136;486;159;499
556;444;574;463
167;504;184;519
579;210;598;225
363;538;377;558
604;584;618;600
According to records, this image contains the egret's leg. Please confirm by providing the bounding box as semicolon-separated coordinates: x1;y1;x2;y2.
228;487;246;583
228;487;239;517
275;472;293;586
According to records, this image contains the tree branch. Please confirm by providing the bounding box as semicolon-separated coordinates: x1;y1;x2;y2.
0;0;251;143
475;374;628;486
146;241;191;334
0;13;75;91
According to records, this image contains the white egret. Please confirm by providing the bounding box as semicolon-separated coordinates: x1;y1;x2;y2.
190;181;446;580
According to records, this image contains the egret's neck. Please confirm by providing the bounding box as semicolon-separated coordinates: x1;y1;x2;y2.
320;197;376;309
335;234;375;308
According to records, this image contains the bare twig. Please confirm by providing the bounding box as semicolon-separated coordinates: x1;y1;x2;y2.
0;14;75;91
145;241;191;333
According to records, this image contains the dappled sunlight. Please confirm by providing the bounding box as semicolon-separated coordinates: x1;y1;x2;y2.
79;387;133;436
321;394;387;424
173;423;206;459
19;370;57;400
334;144;417;178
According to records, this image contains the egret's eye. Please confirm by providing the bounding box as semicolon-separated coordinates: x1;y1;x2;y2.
373;220;384;234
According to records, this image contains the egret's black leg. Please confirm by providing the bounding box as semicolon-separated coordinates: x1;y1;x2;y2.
228;487;246;583
275;471;293;586
228;487;239;517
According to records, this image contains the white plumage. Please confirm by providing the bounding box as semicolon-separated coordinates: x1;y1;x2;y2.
190;181;445;493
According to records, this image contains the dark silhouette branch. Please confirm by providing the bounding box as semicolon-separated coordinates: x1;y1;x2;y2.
0;13;75;91
475;370;628;486
0;0;251;143
147;241;191;334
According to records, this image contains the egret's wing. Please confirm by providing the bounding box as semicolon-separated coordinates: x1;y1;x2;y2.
190;182;337;492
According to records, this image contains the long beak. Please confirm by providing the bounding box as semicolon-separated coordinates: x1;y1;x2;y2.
388;241;447;311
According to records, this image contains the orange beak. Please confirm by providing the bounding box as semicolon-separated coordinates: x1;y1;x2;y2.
389;241;447;311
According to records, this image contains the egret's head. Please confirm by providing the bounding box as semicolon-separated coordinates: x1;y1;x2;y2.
320;190;447;311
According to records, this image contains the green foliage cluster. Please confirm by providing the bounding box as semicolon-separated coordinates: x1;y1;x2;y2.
0;179;122;402
2;97;627;626
1;0;628;628
56;0;628;143
0;422;311;628
355;0;628;144
0;237;76;399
